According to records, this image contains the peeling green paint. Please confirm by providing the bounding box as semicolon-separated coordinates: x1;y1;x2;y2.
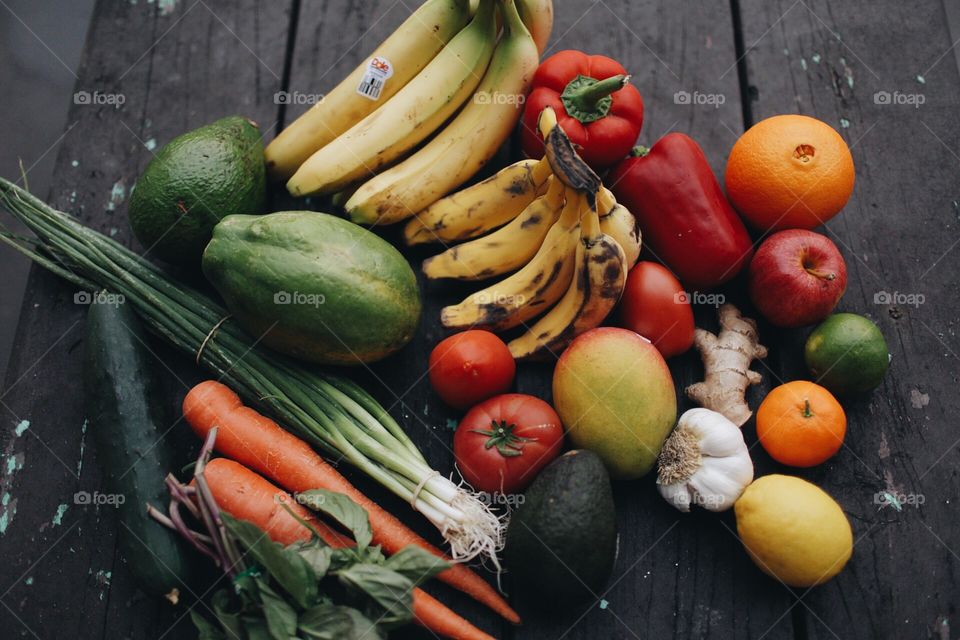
24;577;33;586
106;181;126;212
0;499;16;535
52;503;69;526
158;0;178;16
5;454;23;475
71;160;79;168
145;138;157;151
94;569;112;600
840;118;851;129
77;419;88;477
800;58;807;71
15;420;29;437
916;75;926;85
445;418;458;431
811;53;821;64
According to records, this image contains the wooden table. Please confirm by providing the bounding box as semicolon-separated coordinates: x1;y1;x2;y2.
2;1;959;638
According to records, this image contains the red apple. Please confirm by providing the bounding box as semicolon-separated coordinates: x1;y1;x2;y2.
748;230;847;328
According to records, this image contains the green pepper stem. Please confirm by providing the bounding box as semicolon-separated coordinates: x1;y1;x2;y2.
561;74;630;124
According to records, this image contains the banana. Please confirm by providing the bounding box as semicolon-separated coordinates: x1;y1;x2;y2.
508;197;629;360
596;187;641;267
600;202;641;268
264;0;471;181
345;0;540;226
403;158;551;246
517;0;554;55
423;176;565;280
441;189;583;330
287;0;498;197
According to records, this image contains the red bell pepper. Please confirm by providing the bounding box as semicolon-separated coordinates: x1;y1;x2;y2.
608;133;754;290
520;50;644;170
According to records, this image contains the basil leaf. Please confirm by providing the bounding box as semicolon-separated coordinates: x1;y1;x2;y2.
329;547;362;572
190;611;227;640
298;542;333;578
298;490;372;552
256;579;298;640
383;546;449;586
298;603;384;640
211;588;245;639
242;616;273;640
337;563;415;627
223;513;318;608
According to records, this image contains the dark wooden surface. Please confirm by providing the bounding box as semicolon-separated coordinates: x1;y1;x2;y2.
1;1;958;639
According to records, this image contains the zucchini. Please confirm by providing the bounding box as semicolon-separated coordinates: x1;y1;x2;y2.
83;298;192;600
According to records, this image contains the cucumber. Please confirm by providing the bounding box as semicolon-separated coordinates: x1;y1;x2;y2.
83;299;192;600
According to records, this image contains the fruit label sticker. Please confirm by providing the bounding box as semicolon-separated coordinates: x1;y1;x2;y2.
356;57;394;101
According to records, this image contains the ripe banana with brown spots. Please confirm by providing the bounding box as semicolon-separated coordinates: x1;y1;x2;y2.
508;199;628;359
440;189;582;330
403;157;551;246
422;176;565;280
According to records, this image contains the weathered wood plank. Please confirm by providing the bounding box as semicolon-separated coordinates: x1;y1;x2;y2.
0;1;291;638
736;1;960;638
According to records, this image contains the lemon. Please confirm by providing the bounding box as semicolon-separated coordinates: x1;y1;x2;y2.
735;475;853;587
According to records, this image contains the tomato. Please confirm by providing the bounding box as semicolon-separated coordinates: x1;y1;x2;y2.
454;394;564;494
429;330;516;409
617;261;695;358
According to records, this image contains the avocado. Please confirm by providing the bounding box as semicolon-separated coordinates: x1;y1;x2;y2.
128;115;266;266
505;449;617;607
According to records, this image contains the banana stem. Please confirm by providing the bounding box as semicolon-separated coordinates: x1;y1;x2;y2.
580;193;602;240
499;0;528;37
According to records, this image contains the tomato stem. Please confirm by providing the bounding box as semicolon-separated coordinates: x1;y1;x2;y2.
470;420;536;458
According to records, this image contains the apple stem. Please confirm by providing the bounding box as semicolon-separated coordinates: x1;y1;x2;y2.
805;267;836;281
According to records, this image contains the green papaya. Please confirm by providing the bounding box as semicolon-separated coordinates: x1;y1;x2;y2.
202;211;421;365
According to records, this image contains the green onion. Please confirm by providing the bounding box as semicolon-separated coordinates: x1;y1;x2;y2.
0;177;502;563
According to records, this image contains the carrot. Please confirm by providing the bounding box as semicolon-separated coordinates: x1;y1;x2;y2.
183;380;520;625
203;458;498;640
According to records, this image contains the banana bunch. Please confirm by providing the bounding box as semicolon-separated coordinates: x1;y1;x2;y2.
266;0;552;212
421;108;642;360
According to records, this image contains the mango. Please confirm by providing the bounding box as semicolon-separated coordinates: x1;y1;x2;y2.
552;328;677;479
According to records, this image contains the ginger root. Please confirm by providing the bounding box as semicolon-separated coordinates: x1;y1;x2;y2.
686;304;768;427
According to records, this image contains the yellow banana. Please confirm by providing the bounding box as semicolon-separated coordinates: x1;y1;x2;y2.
403;158;551;246
287;0;497;197
264;0;471;180
595;186;641;267
423;176;565;280
517;0;553;55
508;198;628;359
441;189;583;330
345;0;540;226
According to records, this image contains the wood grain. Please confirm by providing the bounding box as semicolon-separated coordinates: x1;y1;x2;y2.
737;1;960;638
2;0;958;638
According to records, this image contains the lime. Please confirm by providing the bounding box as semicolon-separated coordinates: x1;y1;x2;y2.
805;313;889;394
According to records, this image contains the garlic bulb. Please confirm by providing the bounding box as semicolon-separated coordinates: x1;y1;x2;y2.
657;408;753;512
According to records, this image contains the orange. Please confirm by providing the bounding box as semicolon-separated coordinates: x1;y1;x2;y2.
756;380;846;467
725;114;855;231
